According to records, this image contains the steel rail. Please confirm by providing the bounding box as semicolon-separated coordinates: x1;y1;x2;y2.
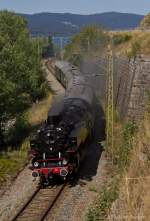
11;183;66;221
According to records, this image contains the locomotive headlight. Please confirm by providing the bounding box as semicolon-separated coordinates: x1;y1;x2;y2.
33;161;39;168
56;127;62;131
47;133;50;137
62;159;68;165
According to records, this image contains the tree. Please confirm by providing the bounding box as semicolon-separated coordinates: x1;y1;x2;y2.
42;36;54;58
64;25;109;64
140;12;150;29
0;11;49;146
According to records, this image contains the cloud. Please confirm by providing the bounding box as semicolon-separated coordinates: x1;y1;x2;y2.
61;21;79;29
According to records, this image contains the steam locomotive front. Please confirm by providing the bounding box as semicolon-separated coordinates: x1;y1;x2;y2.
29;114;79;183
29;62;95;184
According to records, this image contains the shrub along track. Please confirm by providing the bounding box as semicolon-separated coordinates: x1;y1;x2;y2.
11;183;67;221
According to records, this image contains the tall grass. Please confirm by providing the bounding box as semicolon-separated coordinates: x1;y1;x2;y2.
28;94;52;126
86;114;136;221
108;113;150;221
111;30;150;56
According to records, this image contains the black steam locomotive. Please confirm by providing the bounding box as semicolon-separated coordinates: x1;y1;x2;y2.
29;61;96;183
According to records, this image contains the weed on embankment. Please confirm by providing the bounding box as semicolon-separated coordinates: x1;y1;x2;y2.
86;116;137;221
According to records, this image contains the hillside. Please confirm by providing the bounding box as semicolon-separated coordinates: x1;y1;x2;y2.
20;12;144;36
109;30;150;56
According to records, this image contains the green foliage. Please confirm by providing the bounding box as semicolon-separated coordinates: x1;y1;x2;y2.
68;54;82;66
64;26;109;63
146;91;150;112
0;92;52;184
123;121;135;145
119;122;135;169
113;121;136;172
0;142;28;182
86;179;119;221
89;186;97;193
42;36;54;58
5;114;30;146
79;26;108;51
86;120;136;221
128;41;141;58
0;11;49;144
140;13;150;29
113;33;132;46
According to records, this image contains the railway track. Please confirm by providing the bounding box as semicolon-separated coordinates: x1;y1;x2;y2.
45;59;55;75
11;184;66;221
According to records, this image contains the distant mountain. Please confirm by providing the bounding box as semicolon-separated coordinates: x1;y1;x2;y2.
20;12;144;36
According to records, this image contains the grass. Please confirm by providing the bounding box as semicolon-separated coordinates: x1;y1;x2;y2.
86;109;150;220
111;30;150;57
0;93;52;186
86;112;136;220
85;30;150;219
27;94;52;126
86;178;119;221
108;113;150;220
89;186;97;193
0;140;29;183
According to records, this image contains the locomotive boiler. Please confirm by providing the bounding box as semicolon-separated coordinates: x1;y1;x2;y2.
29;61;96;184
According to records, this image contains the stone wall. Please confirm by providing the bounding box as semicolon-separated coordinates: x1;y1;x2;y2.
114;55;150;121
81;54;150;121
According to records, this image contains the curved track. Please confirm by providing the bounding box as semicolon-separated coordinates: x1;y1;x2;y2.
11;184;66;221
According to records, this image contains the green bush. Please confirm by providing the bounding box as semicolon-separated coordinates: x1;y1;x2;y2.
68;54;83;67
0;148;28;182
127;41;141;58
119;122;135;168
146;91;150;112
0;11;50;146
113;33;132;46
5;114;30;146
86;119;136;220
86;179;119;221
130;41;141;57
140;13;150;29
64;26;109;61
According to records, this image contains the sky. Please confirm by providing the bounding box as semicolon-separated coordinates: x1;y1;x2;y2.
0;0;149;15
